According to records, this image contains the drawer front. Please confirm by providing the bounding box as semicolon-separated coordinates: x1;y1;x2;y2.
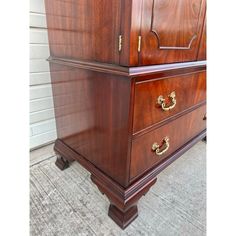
133;71;206;133
130;105;206;180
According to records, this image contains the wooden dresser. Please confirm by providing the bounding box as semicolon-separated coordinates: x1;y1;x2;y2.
45;0;206;229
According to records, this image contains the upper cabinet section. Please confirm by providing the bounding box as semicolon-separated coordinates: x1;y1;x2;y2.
44;0;121;64
138;0;206;65
45;0;206;67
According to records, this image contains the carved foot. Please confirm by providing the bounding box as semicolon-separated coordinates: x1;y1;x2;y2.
202;136;207;142
54;140;75;170
55;155;70;170
108;204;138;229
91;174;157;229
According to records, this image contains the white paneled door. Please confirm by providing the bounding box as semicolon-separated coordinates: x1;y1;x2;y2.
30;0;57;149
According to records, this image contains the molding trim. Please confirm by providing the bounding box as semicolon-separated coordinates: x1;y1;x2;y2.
48;56;206;77
48;56;130;77
53;130;206;228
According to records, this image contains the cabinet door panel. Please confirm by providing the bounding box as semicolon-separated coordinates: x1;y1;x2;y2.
198;17;206;60
139;0;206;65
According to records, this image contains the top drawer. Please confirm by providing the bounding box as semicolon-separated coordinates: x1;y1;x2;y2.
133;71;206;133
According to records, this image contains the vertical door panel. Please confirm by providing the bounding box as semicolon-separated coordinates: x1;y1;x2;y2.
198;17;206;60
139;0;206;65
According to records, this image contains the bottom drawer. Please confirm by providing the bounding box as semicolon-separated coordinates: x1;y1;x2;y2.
130;105;206;180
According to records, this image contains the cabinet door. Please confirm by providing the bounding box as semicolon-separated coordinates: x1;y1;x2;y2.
198;17;206;60
139;0;206;65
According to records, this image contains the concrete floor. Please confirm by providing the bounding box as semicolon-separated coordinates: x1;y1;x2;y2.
30;141;206;236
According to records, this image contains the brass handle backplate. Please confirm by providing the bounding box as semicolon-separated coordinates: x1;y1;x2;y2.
152;137;170;156
157;91;176;111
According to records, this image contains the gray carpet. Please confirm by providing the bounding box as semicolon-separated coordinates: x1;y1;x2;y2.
30;142;206;236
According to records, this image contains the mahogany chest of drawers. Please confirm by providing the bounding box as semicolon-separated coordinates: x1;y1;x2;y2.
45;0;206;229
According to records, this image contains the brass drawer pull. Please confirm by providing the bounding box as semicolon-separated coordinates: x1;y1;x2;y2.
157;91;176;111
152;137;170;156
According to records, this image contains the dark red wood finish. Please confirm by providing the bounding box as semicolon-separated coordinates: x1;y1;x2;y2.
44;0;122;64
53;129;205;229
119;0;143;66
133;71;206;133
54;138;158;229
48;57;206;228
131;104;206;180
45;0;206;66
139;0;206;65
45;0;207;229
198;17;207;60
49;62;133;187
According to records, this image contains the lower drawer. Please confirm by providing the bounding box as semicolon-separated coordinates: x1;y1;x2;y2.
130;105;206;180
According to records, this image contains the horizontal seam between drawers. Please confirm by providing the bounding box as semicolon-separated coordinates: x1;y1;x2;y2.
132;101;206;139
135;69;206;84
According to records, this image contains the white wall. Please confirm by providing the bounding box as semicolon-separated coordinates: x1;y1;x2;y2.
30;0;57;149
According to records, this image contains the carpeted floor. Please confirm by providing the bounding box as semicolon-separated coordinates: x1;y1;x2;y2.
30;141;206;236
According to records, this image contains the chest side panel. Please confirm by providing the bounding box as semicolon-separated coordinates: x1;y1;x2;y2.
49;62;132;186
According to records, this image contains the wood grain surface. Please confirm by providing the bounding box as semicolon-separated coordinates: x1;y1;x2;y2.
131;105;206;180
133;71;206;133
139;0;206;65
45;0;206;66
45;0;121;64
49;62;133;187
